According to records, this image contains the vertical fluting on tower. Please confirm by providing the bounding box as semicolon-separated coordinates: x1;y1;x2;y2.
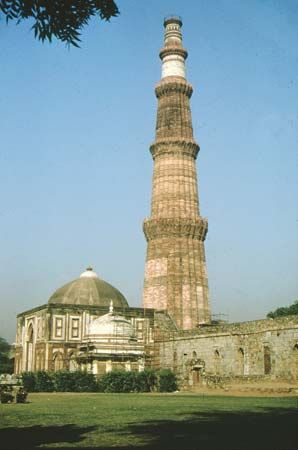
142;17;211;329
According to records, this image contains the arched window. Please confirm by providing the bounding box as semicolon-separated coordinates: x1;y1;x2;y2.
68;352;77;372
292;344;298;380
53;352;64;371
237;348;244;376
264;346;271;375
26;323;34;371
192;351;197;359
214;350;220;375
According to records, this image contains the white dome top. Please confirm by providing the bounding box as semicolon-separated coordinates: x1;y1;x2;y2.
87;302;135;340
80;267;98;279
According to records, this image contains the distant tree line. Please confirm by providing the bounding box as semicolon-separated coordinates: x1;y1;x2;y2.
267;300;298;319
0;337;14;374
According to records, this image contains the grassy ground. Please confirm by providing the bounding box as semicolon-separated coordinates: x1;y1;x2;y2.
0;393;297;449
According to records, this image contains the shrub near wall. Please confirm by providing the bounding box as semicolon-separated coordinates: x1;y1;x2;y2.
158;369;178;392
21;371;98;393
22;372;36;392
21;369;177;393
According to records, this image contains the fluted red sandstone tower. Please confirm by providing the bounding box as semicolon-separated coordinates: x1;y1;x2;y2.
142;17;211;329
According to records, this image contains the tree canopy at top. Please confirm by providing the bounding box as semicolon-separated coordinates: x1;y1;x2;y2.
0;0;119;47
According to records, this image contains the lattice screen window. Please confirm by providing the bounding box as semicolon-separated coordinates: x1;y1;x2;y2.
71;318;80;338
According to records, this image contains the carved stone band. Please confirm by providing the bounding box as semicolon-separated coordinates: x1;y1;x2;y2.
155;79;193;98
150;139;199;159
143;217;208;241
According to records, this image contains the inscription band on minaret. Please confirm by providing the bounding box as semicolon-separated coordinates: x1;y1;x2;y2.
142;17;211;329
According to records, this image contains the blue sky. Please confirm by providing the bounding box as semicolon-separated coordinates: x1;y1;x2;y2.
0;0;297;342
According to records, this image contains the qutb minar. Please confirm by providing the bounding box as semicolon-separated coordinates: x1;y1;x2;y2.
142;17;211;329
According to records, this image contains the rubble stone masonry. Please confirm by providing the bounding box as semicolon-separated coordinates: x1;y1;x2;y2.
155;316;298;384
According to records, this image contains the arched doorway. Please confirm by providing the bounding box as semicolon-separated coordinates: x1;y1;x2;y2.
26;324;34;371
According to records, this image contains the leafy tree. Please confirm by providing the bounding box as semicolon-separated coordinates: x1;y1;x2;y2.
0;337;14;374
0;0;119;47
267;300;298;319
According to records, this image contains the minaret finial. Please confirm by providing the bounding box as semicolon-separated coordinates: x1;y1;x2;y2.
160;16;187;79
109;300;113;314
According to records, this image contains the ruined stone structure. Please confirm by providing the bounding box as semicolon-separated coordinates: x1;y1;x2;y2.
154;315;298;387
14;18;298;386
143;17;210;329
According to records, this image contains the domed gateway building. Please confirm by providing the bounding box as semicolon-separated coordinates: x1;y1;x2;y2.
14;18;298;384
14;268;155;374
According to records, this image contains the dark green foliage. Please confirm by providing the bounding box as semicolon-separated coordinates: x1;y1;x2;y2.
20;369;177;393
35;371;55;392
134;369;158;392
100;370;136;393
22;370;98;392
158;369;178;392
267;300;298;319
53;370;98;392
0;337;14;374
52;371;76;392
16;387;28;403
100;369;160;393
0;389;14;403
0;0;119;47
22;371;36;392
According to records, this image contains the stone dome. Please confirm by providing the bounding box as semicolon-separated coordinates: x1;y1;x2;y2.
48;267;129;308
87;302;135;341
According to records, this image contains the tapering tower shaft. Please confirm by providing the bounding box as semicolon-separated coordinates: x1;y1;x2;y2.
142;17;211;329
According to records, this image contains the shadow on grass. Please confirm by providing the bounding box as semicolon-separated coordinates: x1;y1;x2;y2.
1;408;297;449
0;424;96;450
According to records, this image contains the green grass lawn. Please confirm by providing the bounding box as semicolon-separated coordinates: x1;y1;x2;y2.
0;393;297;449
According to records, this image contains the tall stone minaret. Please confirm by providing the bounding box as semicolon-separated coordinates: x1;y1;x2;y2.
142;17;211;329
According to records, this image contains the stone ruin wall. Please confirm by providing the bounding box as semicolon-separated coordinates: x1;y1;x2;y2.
155;315;298;386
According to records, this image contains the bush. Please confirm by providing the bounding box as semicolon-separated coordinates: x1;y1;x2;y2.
100;371;136;393
53;370;98;392
158;369;178;392
19;369;178;393
35;371;55;392
22;372;36;392
70;371;98;392
99;369;159;393
16;388;28;403
135;369;157;392
0;390;14;403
